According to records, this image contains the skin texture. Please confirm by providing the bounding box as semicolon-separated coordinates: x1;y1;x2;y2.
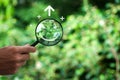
0;45;36;75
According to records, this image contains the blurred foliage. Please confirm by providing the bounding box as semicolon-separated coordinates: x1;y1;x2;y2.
0;0;120;80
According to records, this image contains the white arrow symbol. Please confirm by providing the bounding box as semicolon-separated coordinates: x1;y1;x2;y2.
44;5;55;16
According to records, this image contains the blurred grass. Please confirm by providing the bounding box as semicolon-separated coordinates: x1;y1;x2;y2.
0;0;120;80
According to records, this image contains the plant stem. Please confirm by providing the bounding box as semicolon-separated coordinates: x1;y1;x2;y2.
83;0;89;11
103;25;120;80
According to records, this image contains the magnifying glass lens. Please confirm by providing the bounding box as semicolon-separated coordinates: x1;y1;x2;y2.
34;18;63;46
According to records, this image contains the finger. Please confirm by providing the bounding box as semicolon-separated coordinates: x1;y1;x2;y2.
15;61;27;67
16;45;36;53
0;68;18;75
16;53;30;62
0;60;26;68
20;53;30;61
1;61;26;75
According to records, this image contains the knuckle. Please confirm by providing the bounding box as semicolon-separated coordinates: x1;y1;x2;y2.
15;63;20;68
13;55;21;62
12;63;21;68
12;54;21;63
9;46;18;53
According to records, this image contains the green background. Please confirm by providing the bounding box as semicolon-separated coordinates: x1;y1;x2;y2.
0;0;120;80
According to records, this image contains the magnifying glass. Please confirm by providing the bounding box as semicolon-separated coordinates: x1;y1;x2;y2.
31;18;63;46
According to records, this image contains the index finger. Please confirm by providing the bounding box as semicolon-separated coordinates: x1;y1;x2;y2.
16;45;36;53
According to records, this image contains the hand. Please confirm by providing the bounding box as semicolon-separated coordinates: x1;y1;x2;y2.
0;45;36;75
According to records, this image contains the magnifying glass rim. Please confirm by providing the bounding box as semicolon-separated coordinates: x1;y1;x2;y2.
35;18;63;46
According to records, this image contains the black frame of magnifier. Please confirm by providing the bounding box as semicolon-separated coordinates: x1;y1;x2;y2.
31;18;63;46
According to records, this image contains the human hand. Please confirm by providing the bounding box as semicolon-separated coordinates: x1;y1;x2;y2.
0;45;36;75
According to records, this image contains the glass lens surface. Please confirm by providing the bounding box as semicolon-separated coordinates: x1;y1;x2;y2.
36;18;63;46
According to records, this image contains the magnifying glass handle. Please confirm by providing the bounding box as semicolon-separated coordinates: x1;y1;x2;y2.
31;41;39;46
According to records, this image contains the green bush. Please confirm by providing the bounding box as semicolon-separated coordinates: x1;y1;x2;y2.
0;0;120;80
